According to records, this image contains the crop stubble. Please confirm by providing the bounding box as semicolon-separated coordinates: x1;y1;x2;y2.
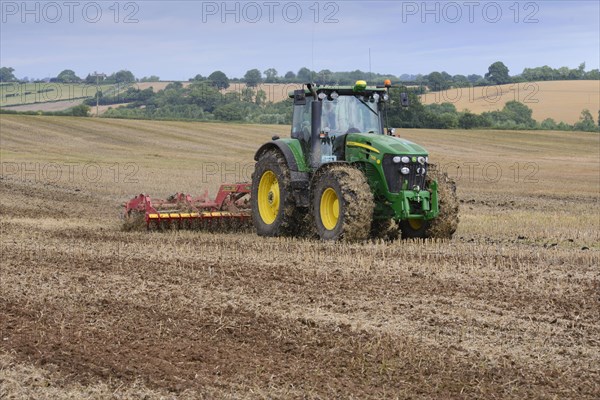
0;116;598;399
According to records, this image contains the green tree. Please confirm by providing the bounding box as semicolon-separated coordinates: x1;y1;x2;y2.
109;70;135;83
140;75;160;82
485;61;511;85
214;103;248;121
387;87;426;128
540;118;558;130
0;67;17;82
459;112;478;129
255;89;267;106
56;69;81;83
263;68;278;83
241;87;254;102
317;69;334;85
284;71;296;81
244;69;262;87
426;71;451;91
574;109;597;131
297;67;312;82
189;81;222;112
69;104;90;117
502;101;535;127
208;70;230;89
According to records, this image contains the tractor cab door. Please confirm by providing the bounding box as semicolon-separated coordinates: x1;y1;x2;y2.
291;90;315;166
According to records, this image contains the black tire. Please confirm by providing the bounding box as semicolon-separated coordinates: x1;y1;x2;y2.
251;149;299;237
425;164;459;239
312;164;374;241
398;164;459;240
399;218;429;239
371;219;400;241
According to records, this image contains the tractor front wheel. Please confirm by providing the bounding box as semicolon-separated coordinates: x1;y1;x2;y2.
312;165;374;241
398;165;459;240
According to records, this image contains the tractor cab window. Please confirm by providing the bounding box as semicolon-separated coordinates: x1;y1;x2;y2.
291;97;314;142
321;95;382;135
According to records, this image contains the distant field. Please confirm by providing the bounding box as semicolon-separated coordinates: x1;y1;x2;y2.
136;81;302;103
3;80;598;124
0;83;115;108
421;80;600;124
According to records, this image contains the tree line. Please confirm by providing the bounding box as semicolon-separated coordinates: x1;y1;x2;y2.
2;61;599;89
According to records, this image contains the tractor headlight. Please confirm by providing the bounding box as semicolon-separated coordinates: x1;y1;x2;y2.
400;167;410;175
417;156;426;164
330;91;339;100
401;156;410;164
425;156;429;163
383;93;389;102
417;167;426;175
393;156;401;163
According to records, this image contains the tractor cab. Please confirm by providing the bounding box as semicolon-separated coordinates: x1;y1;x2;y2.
290;81;392;168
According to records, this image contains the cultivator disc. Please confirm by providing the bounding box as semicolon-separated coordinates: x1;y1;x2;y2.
123;183;252;232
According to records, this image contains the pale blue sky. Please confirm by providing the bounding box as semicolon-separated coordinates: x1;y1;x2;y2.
1;1;599;80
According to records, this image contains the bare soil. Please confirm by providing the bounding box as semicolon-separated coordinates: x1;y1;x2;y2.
0;115;598;399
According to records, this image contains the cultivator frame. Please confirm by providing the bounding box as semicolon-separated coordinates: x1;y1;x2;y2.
124;183;251;230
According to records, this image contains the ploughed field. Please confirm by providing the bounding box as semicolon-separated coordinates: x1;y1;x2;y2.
0;115;598;399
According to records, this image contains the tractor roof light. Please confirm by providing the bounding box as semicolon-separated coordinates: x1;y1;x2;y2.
353;80;367;92
384;79;392;88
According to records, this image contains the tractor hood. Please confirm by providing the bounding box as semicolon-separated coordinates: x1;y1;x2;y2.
346;133;428;155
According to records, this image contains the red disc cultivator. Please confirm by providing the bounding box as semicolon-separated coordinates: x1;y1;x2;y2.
123;183;251;231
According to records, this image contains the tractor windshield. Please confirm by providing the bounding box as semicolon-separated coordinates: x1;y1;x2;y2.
322;96;382;135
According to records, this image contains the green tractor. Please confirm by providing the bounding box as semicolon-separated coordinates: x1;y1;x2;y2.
251;80;458;241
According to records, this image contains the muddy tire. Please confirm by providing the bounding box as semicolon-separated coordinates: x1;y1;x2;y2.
399;219;429;239
312;164;374;241
371;219;400;241
398;164;459;240
252;149;302;237
426;164;459;239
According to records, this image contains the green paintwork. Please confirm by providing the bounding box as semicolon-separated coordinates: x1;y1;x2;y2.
263;86;441;223
346;133;429;155
343;132;439;221
277;138;309;172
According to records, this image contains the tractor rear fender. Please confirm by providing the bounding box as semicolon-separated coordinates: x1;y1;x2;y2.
254;140;310;207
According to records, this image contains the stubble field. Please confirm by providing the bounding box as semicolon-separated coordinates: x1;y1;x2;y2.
0;115;598;399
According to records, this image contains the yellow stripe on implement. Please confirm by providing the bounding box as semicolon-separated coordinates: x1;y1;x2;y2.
180;213;191;218
346;141;380;154
148;214;159;219
159;213;170;218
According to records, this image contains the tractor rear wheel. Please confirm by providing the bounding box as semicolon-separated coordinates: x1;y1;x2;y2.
252;149;299;237
312;165;374;241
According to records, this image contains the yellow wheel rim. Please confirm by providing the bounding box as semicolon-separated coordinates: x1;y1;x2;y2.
257;170;280;225
320;188;340;231
408;218;423;230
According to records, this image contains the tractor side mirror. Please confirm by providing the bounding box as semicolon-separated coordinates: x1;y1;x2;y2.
387;128;396;136
293;89;306;105
400;93;409;107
